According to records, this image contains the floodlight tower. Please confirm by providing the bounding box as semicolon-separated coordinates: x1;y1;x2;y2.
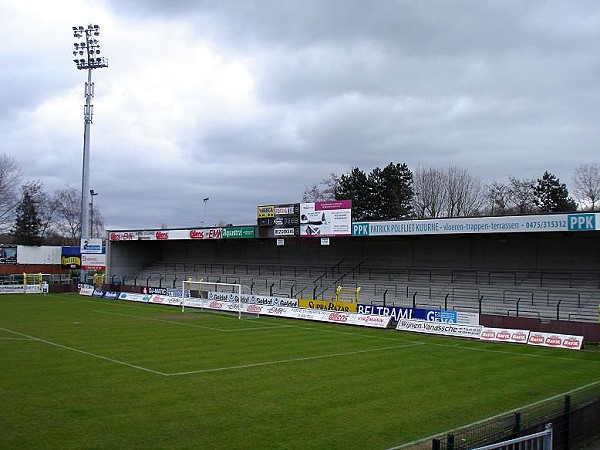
72;24;108;281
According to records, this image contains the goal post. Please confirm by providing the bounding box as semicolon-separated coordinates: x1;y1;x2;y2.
22;272;46;294
181;280;257;320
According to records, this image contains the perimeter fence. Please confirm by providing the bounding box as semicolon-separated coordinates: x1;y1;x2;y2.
430;382;600;450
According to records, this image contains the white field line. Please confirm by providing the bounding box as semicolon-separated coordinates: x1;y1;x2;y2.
165;342;425;376
384;379;600;450
93;309;295;332
0;337;32;341
0;326;168;376
0;325;424;377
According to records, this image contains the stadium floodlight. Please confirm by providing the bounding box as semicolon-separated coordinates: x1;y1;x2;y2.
71;24;108;282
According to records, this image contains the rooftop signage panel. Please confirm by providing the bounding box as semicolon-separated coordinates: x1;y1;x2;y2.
352;213;599;237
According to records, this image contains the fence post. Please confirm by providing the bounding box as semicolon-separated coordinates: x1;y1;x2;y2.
445;293;449;311
556;300;562;320
432;438;441;450
383;289;388;307
446;433;454;450
564;395;571;450
479;295;483;314
412;291;417;308
516;297;521;317
513;412;521;436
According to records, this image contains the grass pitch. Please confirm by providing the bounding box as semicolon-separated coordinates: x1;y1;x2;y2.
0;293;598;449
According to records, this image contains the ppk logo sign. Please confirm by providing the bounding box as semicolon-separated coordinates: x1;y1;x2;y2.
567;214;596;231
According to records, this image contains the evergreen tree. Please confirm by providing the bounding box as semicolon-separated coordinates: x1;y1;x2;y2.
533;171;577;213
334;167;372;220
334;163;414;221
368;162;413;220
12;190;42;245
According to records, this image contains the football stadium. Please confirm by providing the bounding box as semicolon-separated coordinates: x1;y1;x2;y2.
2;205;598;449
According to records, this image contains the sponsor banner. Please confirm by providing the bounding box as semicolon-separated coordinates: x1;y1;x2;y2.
527;332;584;350
253;295;299;307
92;289;105;298
257;205;275;218
480;327;530;344
352;213;600;237
222;227;255;239
109;231;139;241
81;253;106;271
300;201;352;237
61;256;81;268
274;204;299;216
81;238;103;254
149;295;183;306
357;304;479;325
274;227;297;236
0;245;17;264
118;292;151;303
0;285;27;294
187;228;223;240
299;299;357;312
396;318;482;339
79;285;95;296
104;291;119;299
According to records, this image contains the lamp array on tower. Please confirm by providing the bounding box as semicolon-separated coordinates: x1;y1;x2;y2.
72;25;108;70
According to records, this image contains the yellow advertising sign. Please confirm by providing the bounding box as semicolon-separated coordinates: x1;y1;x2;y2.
298;299;357;313
61;256;81;266
257;205;275;218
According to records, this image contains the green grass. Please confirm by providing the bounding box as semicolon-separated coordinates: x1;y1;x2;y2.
0;293;598;450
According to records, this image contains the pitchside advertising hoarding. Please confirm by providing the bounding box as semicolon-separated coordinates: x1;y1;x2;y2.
357;304;479;325
80;288;584;348
352;213;600;237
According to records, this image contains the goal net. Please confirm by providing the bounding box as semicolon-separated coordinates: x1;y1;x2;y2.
181;280;259;320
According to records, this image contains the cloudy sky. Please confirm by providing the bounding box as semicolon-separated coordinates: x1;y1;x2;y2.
2;0;599;230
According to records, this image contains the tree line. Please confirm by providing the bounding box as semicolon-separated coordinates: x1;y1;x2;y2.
0;154;104;246
303;162;600;221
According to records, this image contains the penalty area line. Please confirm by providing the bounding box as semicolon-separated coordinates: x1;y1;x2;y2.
0;326;168;376
166;342;424;376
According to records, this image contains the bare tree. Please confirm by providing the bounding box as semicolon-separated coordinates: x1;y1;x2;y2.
302;173;339;202
412;166;446;218
573;162;600;211
507;177;537;214
51;186;81;244
0;154;23;232
413;165;484;218
445;165;484;217
485;182;510;215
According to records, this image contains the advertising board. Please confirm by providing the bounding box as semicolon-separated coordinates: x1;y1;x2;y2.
299;201;352;237
352;213;600;237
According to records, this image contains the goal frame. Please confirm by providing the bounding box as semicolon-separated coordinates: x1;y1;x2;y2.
181;280;244;319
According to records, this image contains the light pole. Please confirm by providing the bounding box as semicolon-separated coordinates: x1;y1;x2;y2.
90;189;98;238
203;197;210;226
72;24;107;282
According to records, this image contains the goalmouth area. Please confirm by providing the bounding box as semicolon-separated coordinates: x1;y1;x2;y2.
0;293;598;449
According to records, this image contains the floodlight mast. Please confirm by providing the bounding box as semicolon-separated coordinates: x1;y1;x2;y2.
72;24;108;283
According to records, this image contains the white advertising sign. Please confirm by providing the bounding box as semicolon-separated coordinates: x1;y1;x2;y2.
353;213;600;237
81;253;106;270
396;318;482;339
300;201;352;237
479;327;530;344
527;331;584;350
81;238;103;254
